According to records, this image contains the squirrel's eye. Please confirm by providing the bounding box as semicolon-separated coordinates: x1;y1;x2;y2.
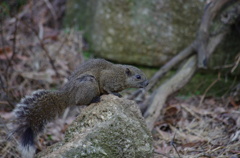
136;75;141;80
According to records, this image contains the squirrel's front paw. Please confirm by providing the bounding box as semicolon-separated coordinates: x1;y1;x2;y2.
112;92;122;98
90;96;101;103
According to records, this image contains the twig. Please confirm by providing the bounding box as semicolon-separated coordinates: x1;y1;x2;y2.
55;32;69;57
10;17;18;62
154;151;172;158
62;107;70;121
213;64;234;70
3;18;20;104
0;100;9;104
0;76;6;92
181;103;230;126
44;0;59;29
1;19;18;99
199;145;209;157
193;153;212;158
0;76;15;108
231;53;240;73
170;133;181;158
23;21;60;77
38;22;44;40
199;73;221;106
180;104;201;120
0;12;11;66
0;10;16;108
44;0;58;21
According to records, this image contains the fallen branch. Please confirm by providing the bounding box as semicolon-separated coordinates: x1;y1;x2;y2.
130;2;240;108
145;55;197;129
135;1;240;125
135;43;196;112
128;42;195;101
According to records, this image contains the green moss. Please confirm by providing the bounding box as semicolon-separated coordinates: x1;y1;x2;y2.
0;0;27;17
63;0;206;67
83;51;94;59
47;135;53;141
180;72;237;97
52;98;153;158
0;2;10;17
136;67;237;97
64;115;152;158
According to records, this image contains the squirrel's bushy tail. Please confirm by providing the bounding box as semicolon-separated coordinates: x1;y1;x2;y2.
14;125;35;158
13;90;49;158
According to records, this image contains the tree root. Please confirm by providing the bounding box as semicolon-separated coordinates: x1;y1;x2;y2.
144;55;197;129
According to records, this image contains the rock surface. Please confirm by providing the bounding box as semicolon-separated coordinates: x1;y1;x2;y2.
64;0;204;66
37;95;153;158
64;0;240;73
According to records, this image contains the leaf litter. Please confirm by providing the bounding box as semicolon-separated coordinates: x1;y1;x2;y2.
0;0;83;157
0;1;239;158
153;97;240;158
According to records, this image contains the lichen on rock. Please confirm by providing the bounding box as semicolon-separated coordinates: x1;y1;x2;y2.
37;95;153;158
64;0;205;67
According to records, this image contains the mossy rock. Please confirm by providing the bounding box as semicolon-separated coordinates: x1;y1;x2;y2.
64;0;204;66
64;0;240;75
37;95;153;158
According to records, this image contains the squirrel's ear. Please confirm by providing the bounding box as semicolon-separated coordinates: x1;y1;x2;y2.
125;68;131;76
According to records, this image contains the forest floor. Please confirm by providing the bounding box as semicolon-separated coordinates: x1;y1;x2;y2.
1;95;239;158
152;96;240;158
0;1;239;158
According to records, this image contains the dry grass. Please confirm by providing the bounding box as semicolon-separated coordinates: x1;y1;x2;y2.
153;97;240;158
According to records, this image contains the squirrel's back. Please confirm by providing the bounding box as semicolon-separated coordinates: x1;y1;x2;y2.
69;59;113;80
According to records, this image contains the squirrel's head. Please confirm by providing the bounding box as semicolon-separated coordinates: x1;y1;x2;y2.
123;65;149;89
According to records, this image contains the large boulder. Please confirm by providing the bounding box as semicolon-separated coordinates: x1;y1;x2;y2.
64;1;240;74
64;0;205;66
37;95;153;158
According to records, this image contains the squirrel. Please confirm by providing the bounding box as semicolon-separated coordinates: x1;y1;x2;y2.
11;59;149;158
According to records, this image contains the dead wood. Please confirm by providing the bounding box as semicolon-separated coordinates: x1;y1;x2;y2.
137;0;240;130
130;2;240;103
128;43;195;102
145;55;197;129
195;0;236;68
